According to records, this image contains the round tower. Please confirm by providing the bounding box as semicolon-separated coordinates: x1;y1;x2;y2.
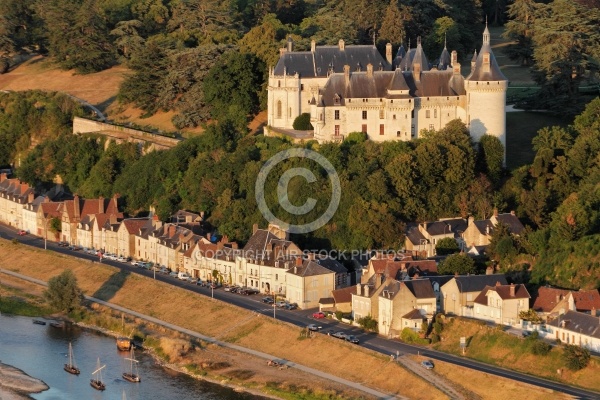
465;24;508;158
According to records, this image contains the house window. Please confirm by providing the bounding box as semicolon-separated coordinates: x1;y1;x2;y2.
278;80;281;87
396;131;401;137
277;101;282;118
361;124;367;133
334;110;340;120
362;110;367;120
275;274;278;281
426;110;430;118
379;110;384;119
429;124;434;130
411;110;414;118
434;109;437;118
393;114;396;120
380;124;384;135
301;84;304;90
334;125;340;136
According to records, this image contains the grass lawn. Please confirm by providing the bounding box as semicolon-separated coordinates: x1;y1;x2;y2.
505;111;570;170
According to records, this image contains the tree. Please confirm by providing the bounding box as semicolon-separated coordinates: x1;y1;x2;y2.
293;113;313;130
238;14;288;68
43;270;84;313
438;253;476;275
503;0;538;66
477;135;505;186
203;51;265;127
167;0;237;44
562;344;590;371
378;0;406;46
435;237;459;256
550;193;593;242
49;217;61;234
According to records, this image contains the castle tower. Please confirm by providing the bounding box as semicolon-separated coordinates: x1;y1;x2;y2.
465;24;508;160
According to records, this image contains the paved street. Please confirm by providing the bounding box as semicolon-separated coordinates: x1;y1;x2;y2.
1;224;599;399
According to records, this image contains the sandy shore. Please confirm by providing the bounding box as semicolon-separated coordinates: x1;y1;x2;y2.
0;362;48;399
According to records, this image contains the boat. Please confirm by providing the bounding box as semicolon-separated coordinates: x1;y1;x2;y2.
33;320;46;325
50;321;64;328
90;358;106;391
63;342;80;375
122;347;141;383
116;336;131;351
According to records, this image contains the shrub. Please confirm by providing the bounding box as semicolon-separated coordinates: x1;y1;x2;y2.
292;113;313;130
335;310;343;320
357;315;378;332
400;328;430;345
531;340;552;356
433;322;443;335
431;333;441;343
562;344;590;371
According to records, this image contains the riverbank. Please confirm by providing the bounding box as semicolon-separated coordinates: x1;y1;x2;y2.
0;362;48;400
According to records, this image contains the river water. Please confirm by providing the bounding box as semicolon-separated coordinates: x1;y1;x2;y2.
0;314;263;400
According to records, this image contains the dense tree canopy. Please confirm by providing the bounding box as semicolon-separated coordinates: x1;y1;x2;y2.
44;269;83;313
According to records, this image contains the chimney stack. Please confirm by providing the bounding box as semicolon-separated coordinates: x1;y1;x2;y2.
344;64;350;85
510;283;516;297
296;257;302;266
338;39;345;51
73;195;81;220
385;43;392;64
98;196;104;213
287;36;293;52
0;172;6;182
311;40;316;53
253;223;258;234
367;63;373;78
365;285;370;297
357;284;361;295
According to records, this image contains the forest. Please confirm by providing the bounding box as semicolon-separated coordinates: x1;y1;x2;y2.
0;1;599;290
1;0;599;127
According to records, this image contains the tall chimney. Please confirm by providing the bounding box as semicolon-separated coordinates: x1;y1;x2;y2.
510;284;515;297
287;36;293;52
385;43;392;64
0;172;6;182
296;257;302;266
311;40;316;53
365;285;370;297
98;196;104;214
344;64;350;85
253;223;258;234
357;284;361;295
73;195;80;220
367;63;373;78
338;39;345;51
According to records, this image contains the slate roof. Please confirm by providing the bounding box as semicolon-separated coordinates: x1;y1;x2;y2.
494;213;525;235
403;279;436;299
452;274;508;293
473;284;530;305
0;178;34;203
403;308;425;320
466;25;507;82
314;257;348;274
288;259;335;277
273;45;390;77
547;310;600;339
405;224;427;246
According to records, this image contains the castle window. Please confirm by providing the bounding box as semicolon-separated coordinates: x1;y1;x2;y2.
393;115;396;120
426;110;430;118
411;125;415;136
361;124;367;133
277;101;282;118
411;110;414;118
278;81;281;87
334;94;340;105
334;125;340;136
380;124;384;135
434;109;437;118
379;110;384;119
334;110;340;120
397;131;401;137
362;111;367;120
405;114;407;119
301;84;304;90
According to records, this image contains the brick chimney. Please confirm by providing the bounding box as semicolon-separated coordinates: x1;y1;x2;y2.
365;285;370;297
311;40;316;53
295;257;302;267
253;223;258;234
98;196;104;214
28;191;35;203
357;284;361;295
510;283;516;297
0;172;6;182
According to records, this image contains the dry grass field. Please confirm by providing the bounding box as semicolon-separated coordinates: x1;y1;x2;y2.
0;239;446;400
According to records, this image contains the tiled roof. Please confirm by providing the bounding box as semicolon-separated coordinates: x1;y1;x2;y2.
452;274;508;293
547;310;600;339
332;285;357;304
571;289;600;312
319;297;335;305
532;287;571;312
122;218;152;235
40;201;63;219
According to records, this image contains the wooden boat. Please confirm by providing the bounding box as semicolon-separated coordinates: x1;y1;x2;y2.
116;337;131;351
90;358;106;391
122;348;141;383
50;321;64;328
63;342;80;375
33;320;46;325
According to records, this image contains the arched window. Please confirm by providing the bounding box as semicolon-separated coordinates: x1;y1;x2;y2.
276;101;282;118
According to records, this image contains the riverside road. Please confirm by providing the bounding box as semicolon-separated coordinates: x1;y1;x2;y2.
0;224;598;400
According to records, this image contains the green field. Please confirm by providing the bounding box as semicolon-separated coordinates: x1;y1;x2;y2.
505;111;569;170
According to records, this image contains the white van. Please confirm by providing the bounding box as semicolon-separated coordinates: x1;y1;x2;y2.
177;272;190;280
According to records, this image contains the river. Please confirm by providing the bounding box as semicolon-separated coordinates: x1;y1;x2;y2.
0;314;264;400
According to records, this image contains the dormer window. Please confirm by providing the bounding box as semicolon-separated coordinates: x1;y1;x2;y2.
334;94;341;105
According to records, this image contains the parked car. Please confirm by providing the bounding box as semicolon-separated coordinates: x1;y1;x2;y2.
187;277;198;284
345;335;360;344
276;301;288;308
242;288;259;295
332;332;347;340
262;297;274;304
522;331;532;338
421;360;434;370
224;285;239;292
325;329;335;336
307;324;322;331
17;230;27;236
312;312;325;319
169;271;178;278
116;256;127;263
209;283;221;289
87;248;97;255
159;267;169;274
284;303;298;310
58;241;69;247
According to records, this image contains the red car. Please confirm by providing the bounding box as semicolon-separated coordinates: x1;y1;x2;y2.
17;230;27;236
312;312;325;319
